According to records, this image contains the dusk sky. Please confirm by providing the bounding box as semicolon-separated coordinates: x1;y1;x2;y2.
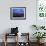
13;8;24;14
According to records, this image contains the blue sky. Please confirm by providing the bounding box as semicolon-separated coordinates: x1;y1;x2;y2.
13;8;24;14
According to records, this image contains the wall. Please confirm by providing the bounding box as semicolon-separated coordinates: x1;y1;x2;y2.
0;0;36;42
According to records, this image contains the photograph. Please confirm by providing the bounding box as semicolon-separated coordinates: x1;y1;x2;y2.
10;7;26;20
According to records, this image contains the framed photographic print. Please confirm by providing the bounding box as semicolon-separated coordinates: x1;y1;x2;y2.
10;7;26;20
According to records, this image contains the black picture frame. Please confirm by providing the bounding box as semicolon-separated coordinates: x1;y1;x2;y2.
10;7;26;20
